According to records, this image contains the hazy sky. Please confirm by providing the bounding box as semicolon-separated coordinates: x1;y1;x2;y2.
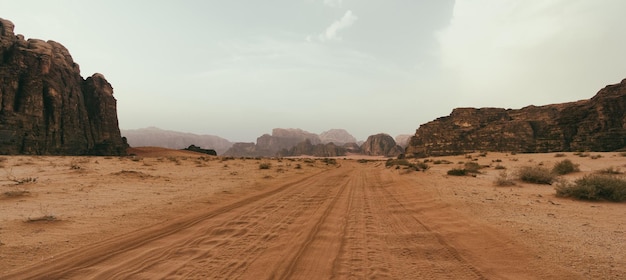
2;0;626;142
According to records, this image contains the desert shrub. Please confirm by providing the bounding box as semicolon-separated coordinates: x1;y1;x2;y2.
556;174;626;202
554;153;566;157
294;164;302;169
574;152;590;158
447;168;467;176
386;159;410;167
321;158;337;165
597;167;622;174
463;162;482;173
494;171;515;186
590;154;602;159
619;152;626;157
259;162;271;169
478;152;488;157
433;159;452;165
494;164;506;170
492;159;502;163
552;159;579;175
517;165;555;185
415;162;429;171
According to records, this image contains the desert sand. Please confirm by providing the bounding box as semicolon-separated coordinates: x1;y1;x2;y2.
1;148;625;279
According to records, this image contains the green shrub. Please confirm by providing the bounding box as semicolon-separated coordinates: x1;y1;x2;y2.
556;174;626;202
259;162;271;169
552;159;579;175
517;165;555;185
447;168;467;176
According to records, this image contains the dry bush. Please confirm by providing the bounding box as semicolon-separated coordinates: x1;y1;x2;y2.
259;162;272;169
554;153;567;157
552;159;580;175
517;165;555;185
463;162;482;173
556;174;626;202
597;167;622;175
494;171;516;186
447;168;467;176
494;164;506;170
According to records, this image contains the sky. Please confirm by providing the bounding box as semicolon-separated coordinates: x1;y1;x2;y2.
2;0;626;142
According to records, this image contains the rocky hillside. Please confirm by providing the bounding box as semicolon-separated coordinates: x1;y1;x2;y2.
122;127;232;155
0;18;127;155
278;139;347;157
406;79;626;157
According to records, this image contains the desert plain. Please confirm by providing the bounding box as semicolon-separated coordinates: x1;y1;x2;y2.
0;147;625;279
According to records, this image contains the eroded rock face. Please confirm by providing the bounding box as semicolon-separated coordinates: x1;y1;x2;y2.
0;18;127;155
225;128;322;157
278;139;346;157
361;133;404;157
406;79;626;157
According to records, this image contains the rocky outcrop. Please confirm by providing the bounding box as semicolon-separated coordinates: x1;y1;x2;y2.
278;139;346;157
319;129;357;145
360;133;404;157
0;18;127;155
406;79;626;157
224;128;321;157
183;145;217;156
122;127;232;155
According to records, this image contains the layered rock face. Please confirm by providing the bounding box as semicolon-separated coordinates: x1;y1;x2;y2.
0;18;127;155
406;79;626;157
360;133;404;157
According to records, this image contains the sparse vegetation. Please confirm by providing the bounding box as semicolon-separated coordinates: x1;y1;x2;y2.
597;166;622;175
554;153;567;157
556;174;626;202
259;162;272;169
494;171;515;186
552;159;580;175
433;159;453;165
517;165;555;185
590;154;602;159
463;162;482;173
494;164;506;170
386;159;428;171
321;158;337;165
447;168;467;176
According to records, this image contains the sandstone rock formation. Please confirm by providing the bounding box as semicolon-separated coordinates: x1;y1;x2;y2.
360;133;404;157
0;18;127;155
122;127;232;155
224;128;322;157
319;129;357;145
278;139;346;157
183;145;217;156
406;79;626;157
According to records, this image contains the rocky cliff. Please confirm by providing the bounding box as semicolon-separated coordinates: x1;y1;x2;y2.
360;133;404;157
122;127;232;155
406;79;626;157
0;18;127;155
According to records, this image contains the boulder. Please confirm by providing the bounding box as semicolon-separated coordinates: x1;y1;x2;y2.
0;18;127;155
361;133;404;157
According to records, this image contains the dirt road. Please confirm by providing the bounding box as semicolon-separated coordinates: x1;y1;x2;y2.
3;159;587;279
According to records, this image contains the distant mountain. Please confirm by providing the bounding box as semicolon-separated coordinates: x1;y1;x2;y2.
224;128;321;157
121;127;232;155
395;134;413;148
319;129;357;145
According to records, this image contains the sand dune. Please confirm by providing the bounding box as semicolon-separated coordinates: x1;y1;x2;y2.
1;151;624;279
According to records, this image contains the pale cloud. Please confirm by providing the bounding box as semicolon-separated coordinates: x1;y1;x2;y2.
323;0;343;8
319;10;358;41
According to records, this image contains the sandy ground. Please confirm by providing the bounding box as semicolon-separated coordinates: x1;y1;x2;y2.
0;148;625;279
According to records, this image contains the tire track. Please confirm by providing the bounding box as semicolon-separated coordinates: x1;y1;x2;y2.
2;169;332;279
